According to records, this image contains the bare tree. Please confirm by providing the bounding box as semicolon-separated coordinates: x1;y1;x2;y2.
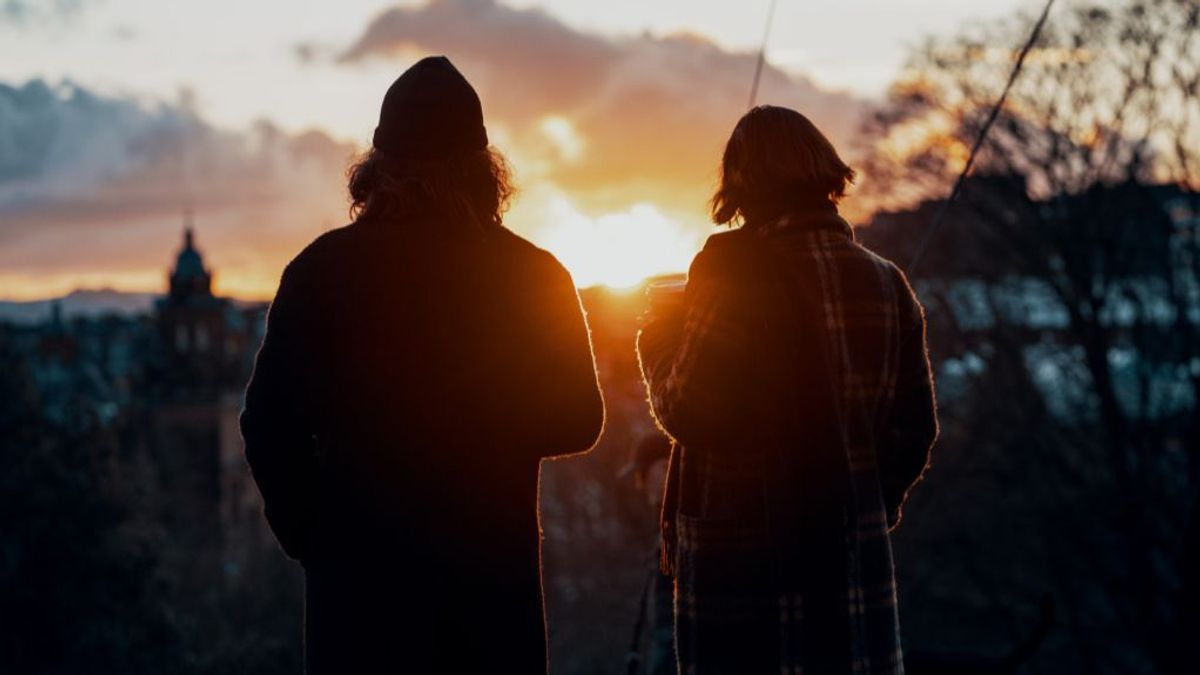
858;1;1200;672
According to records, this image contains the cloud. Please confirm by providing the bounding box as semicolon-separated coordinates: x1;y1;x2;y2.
339;0;866;217
293;40;340;66
1;0;92;26
111;24;136;41
0;0;870;298
0;79;355;299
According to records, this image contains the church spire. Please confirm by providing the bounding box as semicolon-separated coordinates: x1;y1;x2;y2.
168;207;212;301
183;206;195;249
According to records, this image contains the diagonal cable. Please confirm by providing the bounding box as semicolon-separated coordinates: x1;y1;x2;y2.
907;0;1056;276
748;0;779;109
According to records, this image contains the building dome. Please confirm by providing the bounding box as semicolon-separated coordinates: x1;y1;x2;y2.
167;226;214;302
173;229;208;281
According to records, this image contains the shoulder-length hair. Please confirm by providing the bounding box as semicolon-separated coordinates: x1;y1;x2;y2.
347;146;515;231
711;105;855;226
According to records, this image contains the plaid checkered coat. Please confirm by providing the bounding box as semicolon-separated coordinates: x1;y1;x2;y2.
638;208;937;675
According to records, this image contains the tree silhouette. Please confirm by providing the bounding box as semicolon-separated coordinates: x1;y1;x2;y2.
858;1;1199;671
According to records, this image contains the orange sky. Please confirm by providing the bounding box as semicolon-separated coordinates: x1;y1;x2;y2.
2;0;1031;301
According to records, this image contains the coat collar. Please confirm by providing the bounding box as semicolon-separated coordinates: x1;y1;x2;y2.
748;203;855;241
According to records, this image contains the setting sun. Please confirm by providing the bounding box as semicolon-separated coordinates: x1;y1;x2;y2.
536;198;702;289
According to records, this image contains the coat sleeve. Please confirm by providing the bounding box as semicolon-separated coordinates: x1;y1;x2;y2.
878;270;938;530
240;259;322;561
507;254;605;459
637;243;761;447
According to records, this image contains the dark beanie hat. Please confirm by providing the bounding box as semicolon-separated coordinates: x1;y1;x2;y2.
372;56;489;160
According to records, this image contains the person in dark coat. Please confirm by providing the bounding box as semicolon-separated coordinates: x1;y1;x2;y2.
240;56;605;674
638;106;938;675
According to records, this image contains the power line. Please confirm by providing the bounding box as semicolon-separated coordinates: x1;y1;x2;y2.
748;0;779;109
906;0;1056;276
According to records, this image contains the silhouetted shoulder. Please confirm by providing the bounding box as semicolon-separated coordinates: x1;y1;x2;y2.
280;224;358;276
850;237;903;277
490;227;578;287
700;229;747;254
687;229;751;281
851;239;917;298
864;250;924;327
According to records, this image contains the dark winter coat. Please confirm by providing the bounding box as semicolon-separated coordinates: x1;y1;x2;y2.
240;216;604;674
638;208;937;675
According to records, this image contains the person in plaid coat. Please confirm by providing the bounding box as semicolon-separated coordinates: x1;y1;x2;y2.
638;106;937;675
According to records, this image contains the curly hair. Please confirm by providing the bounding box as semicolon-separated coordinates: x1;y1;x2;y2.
347;145;515;231
711;105;855;226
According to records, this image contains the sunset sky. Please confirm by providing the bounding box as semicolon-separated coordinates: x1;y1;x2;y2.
0;0;1033;299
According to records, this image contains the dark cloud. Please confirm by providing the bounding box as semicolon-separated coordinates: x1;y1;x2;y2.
0;79;355;295
293;40;341;66
1;0;92;25
339;0;866;214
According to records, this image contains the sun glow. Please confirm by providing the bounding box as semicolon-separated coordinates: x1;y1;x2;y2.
879;110;970;172
535;197;702;289
539;115;586;163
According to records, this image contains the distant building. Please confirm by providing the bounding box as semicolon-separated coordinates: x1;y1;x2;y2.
27;301;121;428
857;177;1200;422
858;176;1199;282
1;214;275;579
155;222;253;396
147;219;268;561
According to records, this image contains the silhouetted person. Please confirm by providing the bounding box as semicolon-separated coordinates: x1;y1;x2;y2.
240;56;604;674
638;106;937;675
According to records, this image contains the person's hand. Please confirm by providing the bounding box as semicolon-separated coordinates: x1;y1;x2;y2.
642;279;687;327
